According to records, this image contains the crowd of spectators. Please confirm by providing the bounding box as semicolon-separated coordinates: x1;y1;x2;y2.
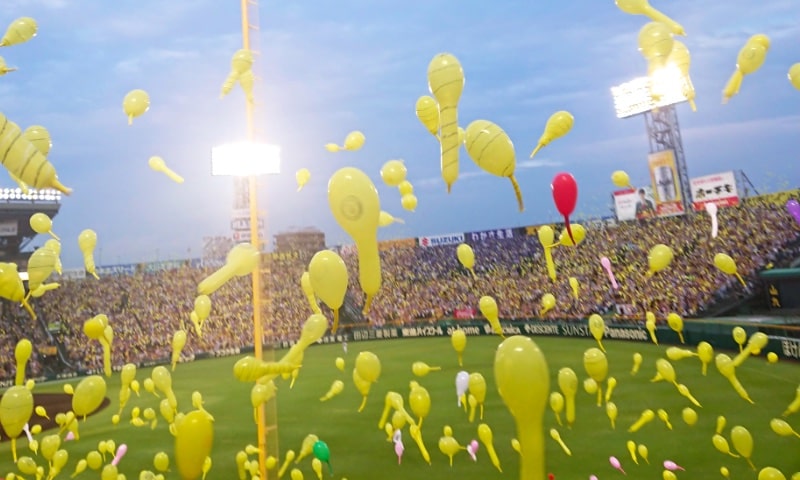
0;199;797;381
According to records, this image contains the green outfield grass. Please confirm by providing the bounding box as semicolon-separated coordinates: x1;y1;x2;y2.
2;335;800;479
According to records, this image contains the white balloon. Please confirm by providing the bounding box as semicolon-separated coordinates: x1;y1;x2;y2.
455;371;470;406
705;203;719;239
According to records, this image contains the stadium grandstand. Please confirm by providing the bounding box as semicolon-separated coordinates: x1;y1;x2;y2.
1;189;799;383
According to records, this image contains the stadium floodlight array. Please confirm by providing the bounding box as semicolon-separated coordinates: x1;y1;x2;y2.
611;65;690;119
211;142;281;176
0;187;62;203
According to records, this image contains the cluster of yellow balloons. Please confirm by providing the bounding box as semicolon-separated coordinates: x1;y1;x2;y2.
380;159;416;213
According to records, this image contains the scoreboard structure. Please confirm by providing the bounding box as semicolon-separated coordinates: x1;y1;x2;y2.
0;187;62;266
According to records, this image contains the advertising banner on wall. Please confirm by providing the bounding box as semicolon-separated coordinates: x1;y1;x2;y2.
0;219;17;236
648;149;685;217
613;187;657;221
417;232;464;248
690;171;739;211
464;228;515;243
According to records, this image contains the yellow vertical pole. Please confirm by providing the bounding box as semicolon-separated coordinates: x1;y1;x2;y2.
240;1;268;479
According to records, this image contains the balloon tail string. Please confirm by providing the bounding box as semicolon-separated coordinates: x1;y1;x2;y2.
509;175;524;212
332;309;340;335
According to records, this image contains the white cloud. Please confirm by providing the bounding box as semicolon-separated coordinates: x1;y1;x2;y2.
415;158;562;188
5;0;67;9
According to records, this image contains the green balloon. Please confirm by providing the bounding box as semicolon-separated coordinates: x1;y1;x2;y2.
312;440;332;474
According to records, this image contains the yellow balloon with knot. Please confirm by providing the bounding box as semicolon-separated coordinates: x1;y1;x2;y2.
723;34;770;104
464;120;525;211
714;253;746;287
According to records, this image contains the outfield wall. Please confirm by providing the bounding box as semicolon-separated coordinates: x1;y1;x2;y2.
279;318;800;364
4;319;796;389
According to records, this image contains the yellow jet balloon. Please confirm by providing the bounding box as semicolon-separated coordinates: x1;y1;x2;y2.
122;89;150;125
540;294;556;316
380;159;407;187
611;170;632;188
714;253;746;287
148;156;184;184
638;22;675;76
647;244;674;276
716;354;753;404
30;212;59;240
415;95;439;137
464;119;525;211
427;53;464;193
175;410;214;480
0;262;36;318
0;384;33;462
667;313;685;344
296;168;311;191
171;330;187;371
25;245;58;300
530;111;573;159
537;226;557;281
78;229;100;279
479;295;504;338
615;0;685;36
456;243;476;277
451;329;467;366
327;167;382;314
588;314;606;352
0;56;16;75
790;63;800;91
1;17;38;47
72;375;107;419
14;339;32;386
723;34;770;104
0;113;72;194
667;40;696;111
300;271;321;315
495;336;549;480
220;49;254;102
197;243;260;295
308;249;348;333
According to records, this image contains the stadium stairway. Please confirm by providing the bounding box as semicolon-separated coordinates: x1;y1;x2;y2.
339;291;365;327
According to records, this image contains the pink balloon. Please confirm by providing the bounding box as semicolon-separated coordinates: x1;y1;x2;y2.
551;172;579;243
590;476;599;480
112;444;128;466
64;431;75;442
467;440;479;461
600;257;618;289
663;460;684;471
395;440;404;465
609;456;626;474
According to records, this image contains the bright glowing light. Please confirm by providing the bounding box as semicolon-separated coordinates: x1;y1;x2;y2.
211;142;281;176
611;65;690;119
0;188;62;202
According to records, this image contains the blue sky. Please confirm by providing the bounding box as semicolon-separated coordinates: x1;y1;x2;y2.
1;0;799;269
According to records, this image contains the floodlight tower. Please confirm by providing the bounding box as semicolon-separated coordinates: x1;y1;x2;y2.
611;69;693;213
212;1;279;478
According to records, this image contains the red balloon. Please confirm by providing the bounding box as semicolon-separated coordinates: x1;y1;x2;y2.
551;172;578;243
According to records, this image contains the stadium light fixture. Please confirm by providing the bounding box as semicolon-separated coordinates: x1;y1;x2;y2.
0;187;62;202
610;65;689;119
211;142;281;177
